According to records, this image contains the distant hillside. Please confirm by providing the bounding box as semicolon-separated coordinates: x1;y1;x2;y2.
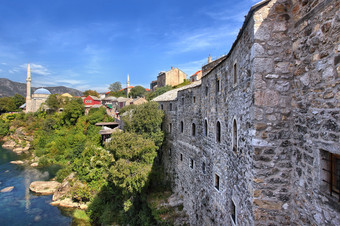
0;78;83;97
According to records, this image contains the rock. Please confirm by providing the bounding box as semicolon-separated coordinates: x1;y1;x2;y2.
2;140;16;149
29;181;61;195
10;160;24;165
30;162;38;167
1;186;14;192
52;173;75;201
51;198;88;210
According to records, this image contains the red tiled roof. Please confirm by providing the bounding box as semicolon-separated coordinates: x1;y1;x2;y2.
190;70;202;77
120;86;134;91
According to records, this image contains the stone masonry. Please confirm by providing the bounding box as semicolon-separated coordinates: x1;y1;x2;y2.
154;0;339;225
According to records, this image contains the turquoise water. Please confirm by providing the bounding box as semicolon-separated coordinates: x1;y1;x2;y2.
0;145;73;225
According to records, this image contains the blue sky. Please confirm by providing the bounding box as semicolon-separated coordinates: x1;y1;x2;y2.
0;0;259;92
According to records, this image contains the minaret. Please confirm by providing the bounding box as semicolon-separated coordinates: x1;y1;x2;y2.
126;74;131;97
26;63;31;100
208;54;212;63
25;64;32;113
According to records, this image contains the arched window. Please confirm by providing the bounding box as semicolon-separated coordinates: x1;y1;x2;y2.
192;123;196;136
204;119;208;136
232;118;237;153
180;121;184;133
216;121;221;143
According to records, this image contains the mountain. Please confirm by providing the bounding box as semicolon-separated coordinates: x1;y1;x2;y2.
0;78;83;97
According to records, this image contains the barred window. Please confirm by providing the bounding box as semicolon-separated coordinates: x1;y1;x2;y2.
321;150;340;202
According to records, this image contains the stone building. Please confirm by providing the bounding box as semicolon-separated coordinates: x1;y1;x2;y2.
154;0;340;225
150;67;187;90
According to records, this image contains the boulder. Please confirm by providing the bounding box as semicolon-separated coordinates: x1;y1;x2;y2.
52;173;75;201
29;181;61;195
2;140;16;149
30;162;38;167
10;160;24;165
1;186;14;192
51;198;88;210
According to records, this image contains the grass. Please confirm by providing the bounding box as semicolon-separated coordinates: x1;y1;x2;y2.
73;209;90;222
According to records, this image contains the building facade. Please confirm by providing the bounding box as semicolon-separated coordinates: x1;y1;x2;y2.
155;0;340;225
151;67;187;90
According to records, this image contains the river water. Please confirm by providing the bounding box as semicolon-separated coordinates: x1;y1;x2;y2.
0;145;73;225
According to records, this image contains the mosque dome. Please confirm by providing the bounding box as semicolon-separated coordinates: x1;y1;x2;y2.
34;88;51;95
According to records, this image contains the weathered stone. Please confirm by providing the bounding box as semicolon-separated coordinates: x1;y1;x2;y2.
10;160;24;165
29;181;61;195
253;199;282;210
255;90;279;107
0;186;14;192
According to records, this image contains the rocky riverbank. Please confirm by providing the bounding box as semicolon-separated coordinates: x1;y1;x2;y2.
1;127;32;155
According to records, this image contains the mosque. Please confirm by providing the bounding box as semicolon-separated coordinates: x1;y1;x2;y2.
25;64;51;113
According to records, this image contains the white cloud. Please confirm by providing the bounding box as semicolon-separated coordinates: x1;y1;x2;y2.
178;58;207;76
20;63;50;76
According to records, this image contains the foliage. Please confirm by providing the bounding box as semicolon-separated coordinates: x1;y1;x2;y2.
129;85;147;98
73;209;90;222
46;94;61;111
0;120;9;138
0;97;17;113
108;90;126;97
172;79;191;89
145;85;172;101
12;94;25;109
122;101;164;147
108;81;122;92
83;90;99;97
62;98;85;125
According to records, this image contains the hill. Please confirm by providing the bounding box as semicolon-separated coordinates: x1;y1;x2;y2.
0;78;83;97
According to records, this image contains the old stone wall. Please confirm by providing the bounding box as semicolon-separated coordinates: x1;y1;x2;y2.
157;68;187;88
157;0;339;225
290;0;340;225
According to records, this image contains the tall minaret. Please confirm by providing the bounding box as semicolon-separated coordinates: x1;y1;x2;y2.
25;64;32;113
126;74;131;97
26;63;31;100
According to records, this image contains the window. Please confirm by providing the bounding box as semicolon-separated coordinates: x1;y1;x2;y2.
214;174;220;190
169;103;173;111
169;148;171;156
231;199;237;225
180;121;184;133
205;86;208;96
169;123;172;133
233;63;237;85
202;162;206;174
232;118;238;153
190;158;194;169
204;119;208;136
161;104;163;110
180;153;183;161
192;123;196;136
321;150;340;201
216;78;220;93
181;97;184;105
216;121;221;143
193;96;196;103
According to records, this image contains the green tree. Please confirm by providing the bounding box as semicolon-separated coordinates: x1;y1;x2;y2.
12;94;25;109
108;90;126;97
121;102;164;147
0;97;17;113
129;86;147;98
108;82;122;92
83;90;99;97
62;98;85;125
46;94;61;111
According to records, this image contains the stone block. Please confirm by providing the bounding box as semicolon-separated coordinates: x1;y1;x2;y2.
255;90;279;107
253;199;282;210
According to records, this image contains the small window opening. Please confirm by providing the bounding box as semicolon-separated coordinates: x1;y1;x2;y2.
192;123;196;136
193;96;196;103
161;104;163;110
321;150;340;202
216;78;220;93
215;174;220;190
233;63;237;85
180;121;184;133
202;162;206;174
181;97;184;105
204;119;208;137
169;148;171;156
232;119;237;153
205;86;208;96
190;158;194;169
169;103;172;111
180;153;183;161
169;123;172;133
216;121;221;143
231;199;237;225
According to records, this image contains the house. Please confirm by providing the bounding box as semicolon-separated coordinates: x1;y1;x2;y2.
83;95;101;106
189;70;202;82
150;67;187;90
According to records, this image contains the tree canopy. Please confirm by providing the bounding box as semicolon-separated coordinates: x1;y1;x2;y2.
129;86;147;98
108;82;122;92
83;90;99;97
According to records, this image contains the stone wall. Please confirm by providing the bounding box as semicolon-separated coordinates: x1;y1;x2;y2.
157;0;339;225
290;0;340;225
157;68;187;87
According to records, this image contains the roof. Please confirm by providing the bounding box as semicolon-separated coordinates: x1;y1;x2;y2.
34;88;51;95
95;122;119;126
120;86;134;91
202;0;271;77
103;96;117;101
85;104;102;108
89;95;100;100
152;80;201;102
190;70;202;77
117;97;132;102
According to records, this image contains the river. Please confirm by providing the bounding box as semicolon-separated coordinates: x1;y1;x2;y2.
0;145;74;225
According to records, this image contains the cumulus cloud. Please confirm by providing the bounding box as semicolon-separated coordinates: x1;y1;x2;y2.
20;63;50;76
